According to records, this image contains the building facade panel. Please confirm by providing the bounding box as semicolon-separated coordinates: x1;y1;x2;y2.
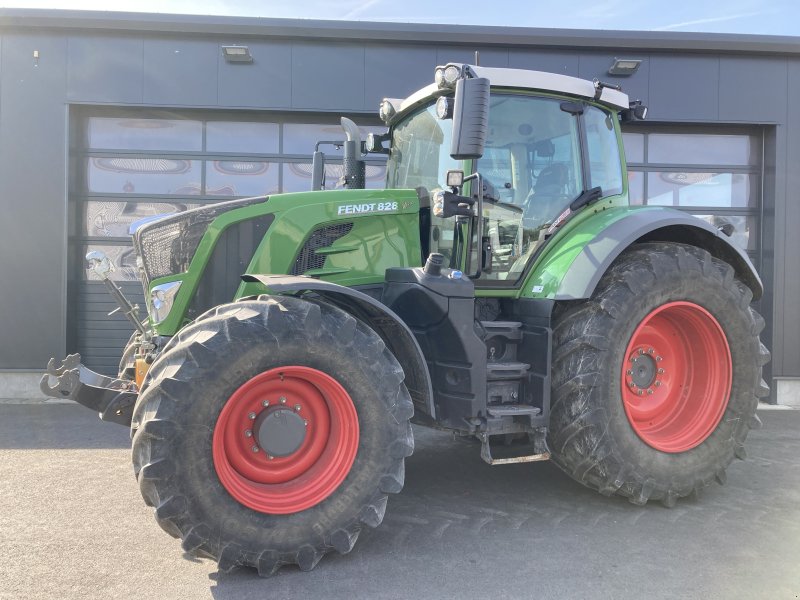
363;45;437;108
142;38;220;106
647;54;719;122
0;33;69;368
217;41;292;108
778;60;800;377
719;56;788;123
435;47;509;68
290;42;366;110
66;35;144;104
578;53;650;105
507;49;580;75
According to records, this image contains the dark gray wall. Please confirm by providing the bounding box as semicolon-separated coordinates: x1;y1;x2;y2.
0;11;797;384
0;33;68;369
780;61;800;379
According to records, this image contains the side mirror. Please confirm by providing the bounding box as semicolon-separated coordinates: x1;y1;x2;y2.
311;150;325;190
365;132;391;155
85;250;115;280
432;189;475;218
450;77;490;160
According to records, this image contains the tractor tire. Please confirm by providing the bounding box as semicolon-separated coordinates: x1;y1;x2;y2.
548;242;769;507
130;295;414;575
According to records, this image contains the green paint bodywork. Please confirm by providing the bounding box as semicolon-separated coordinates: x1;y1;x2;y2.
149;189;422;336
520;202;656;299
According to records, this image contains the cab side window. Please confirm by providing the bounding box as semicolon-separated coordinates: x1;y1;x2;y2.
585;106;623;197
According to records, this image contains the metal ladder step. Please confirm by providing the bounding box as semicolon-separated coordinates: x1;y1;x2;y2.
481;320;524;341
487;361;530;380
486;403;541;418
478;432;550;465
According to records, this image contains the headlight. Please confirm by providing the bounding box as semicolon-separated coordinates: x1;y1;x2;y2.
443;65;461;87
379;98;397;123
435;64;464;89
436;96;453;120
434;67;445;88
150;281;182;324
432;189;446;218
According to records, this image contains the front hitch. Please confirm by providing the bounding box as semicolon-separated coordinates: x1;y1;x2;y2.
40;354;137;427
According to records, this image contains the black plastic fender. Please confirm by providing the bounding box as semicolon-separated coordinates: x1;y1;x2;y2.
241;274;435;420
555;209;763;301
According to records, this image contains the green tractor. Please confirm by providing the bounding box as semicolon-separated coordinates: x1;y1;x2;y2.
42;63;769;575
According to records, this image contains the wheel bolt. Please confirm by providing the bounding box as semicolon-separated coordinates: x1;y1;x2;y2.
294;404;301;412
656;356;663;362
658;368;665;374
639;349;645;355
647;389;654;395
268;455;274;460
303;420;308;426
637;390;643;396
248;412;256;420
655;381;661;387
245;430;253;438
629;382;636;388
279;396;287;404
626;370;633;375
251;445;259;453
262;400;270;407
648;348;655;354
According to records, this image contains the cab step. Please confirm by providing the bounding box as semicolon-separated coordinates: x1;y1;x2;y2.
478;432;550;465
486;403;541;418
487;361;530;380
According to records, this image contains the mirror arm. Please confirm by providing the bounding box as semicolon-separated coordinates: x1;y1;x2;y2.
464;172;484;280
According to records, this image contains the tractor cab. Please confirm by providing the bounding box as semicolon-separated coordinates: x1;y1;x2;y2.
376;64;641;286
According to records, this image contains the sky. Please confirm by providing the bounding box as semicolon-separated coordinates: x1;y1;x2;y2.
1;0;799;36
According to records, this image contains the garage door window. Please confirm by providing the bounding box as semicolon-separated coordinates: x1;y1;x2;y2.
622;128;762;261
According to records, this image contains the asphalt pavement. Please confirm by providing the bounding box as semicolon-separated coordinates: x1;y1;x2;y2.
1;403;798;600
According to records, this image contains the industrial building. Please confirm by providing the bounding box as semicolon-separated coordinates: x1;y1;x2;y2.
0;9;797;403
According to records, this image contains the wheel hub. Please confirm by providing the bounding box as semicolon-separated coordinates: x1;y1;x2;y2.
253;407;307;457
630;353;657;389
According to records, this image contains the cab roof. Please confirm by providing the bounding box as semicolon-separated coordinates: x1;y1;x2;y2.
390;64;630;125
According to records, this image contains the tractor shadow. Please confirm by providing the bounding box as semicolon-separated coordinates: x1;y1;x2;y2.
205;427;683;596
205;413;800;597
0;403;131;449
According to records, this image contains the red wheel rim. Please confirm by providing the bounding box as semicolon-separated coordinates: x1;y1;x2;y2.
212;366;359;514
621;301;732;453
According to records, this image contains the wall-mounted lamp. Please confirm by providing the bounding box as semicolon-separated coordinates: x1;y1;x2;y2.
221;45;253;63
608;58;642;76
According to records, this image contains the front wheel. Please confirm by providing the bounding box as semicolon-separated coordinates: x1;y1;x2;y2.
130;295;414;575
548;242;770;506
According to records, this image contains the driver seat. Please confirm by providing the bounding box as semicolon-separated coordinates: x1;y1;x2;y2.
524;163;571;225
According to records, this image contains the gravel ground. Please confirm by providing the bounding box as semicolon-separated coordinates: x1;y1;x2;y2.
1;403;798;600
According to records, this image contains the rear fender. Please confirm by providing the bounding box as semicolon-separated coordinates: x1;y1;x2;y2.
241;274;435;420
525;207;762;301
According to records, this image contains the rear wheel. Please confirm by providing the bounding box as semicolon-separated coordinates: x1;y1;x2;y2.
548;242;770;506
130;295;414;575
